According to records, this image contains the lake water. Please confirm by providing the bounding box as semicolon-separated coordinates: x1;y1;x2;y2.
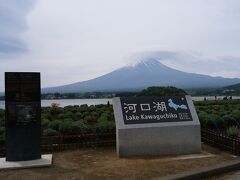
192;96;240;101
1;96;240;109
0;98;112;109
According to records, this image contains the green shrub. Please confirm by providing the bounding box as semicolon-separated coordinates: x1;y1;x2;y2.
90;111;99;117
99;111;114;122
98;114;108;122
94;120;115;132
74;112;83;120
48;120;62;131
233;110;240;121
0;134;5;141
79;104;88;112
63;111;74;119
222;114;238;128
0;127;4;133
71;120;90;133
43;128;58;136
58;113;66;120
41;118;50;127
41;111;51;121
59;121;73;134
89;105;96;112
84;115;97;125
63;106;78;113
198;112;209;128
63;118;73;122
0;117;4;127
203;114;224;129
226;126;239;138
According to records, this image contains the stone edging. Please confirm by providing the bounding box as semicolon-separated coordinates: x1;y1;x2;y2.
158;158;240;180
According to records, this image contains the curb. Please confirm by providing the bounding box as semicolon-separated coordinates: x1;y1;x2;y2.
158;158;240;180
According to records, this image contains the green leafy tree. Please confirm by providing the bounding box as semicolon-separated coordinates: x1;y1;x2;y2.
49;102;61;120
137;86;187;97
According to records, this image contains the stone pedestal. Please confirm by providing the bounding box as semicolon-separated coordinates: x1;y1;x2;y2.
0;154;52;170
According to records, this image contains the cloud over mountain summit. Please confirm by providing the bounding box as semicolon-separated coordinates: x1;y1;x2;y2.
0;0;36;56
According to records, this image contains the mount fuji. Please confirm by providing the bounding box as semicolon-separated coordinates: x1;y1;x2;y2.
43;59;240;93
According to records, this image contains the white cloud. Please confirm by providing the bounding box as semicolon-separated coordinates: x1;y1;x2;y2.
0;0;36;55
1;0;240;91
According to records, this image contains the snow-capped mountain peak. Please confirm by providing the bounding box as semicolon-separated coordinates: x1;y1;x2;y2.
43;58;240;93
127;58;158;67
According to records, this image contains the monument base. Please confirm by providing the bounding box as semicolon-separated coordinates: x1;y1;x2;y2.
117;125;201;157
0;154;52;170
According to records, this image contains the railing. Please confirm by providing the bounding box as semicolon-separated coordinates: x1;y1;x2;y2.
0;132;116;157
42;132;116;152
1;129;240;157
201;128;240;156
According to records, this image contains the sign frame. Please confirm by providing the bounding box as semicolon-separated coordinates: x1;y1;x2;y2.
113;95;201;157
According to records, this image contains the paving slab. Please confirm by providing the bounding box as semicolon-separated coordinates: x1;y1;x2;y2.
169;152;214;160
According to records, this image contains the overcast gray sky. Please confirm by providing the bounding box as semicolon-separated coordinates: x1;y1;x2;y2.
1;0;240;91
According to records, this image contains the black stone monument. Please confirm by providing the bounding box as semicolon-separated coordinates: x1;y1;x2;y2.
5;72;41;161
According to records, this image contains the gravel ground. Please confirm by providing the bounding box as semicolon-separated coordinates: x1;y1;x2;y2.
0;144;236;180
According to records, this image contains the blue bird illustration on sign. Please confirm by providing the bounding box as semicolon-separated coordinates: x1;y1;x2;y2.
168;99;187;110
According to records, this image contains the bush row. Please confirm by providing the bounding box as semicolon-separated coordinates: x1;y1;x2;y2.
1;99;240;139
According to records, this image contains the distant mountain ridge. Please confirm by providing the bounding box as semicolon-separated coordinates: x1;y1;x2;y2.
223;83;240;90
42;59;240;93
